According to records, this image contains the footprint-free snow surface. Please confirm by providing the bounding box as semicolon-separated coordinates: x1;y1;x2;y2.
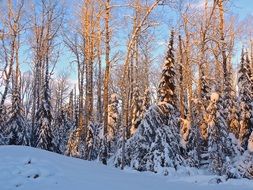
0;146;253;190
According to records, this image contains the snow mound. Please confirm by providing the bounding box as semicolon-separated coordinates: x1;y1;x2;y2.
1;146;253;190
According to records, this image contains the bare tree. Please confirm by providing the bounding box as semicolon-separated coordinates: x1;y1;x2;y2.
29;0;64;145
0;0;25;118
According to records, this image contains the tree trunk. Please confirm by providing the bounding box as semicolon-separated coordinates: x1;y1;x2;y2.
102;0;111;165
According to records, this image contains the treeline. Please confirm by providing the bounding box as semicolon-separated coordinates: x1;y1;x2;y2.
0;0;253;180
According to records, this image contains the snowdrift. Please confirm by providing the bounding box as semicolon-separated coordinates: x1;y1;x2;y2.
0;145;253;190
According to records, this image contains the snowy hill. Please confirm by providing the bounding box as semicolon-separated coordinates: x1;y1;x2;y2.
0;146;253;190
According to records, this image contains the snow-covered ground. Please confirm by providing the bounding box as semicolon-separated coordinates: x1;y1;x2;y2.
0;146;253;190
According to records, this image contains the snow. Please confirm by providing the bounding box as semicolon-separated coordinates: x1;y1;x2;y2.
211;92;219;102
248;132;253;153
180;118;191;148
110;93;118;101
1;146;253;190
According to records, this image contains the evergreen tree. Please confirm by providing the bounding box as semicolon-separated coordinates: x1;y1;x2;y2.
207;93;224;175
207;92;233;175
53;108;75;154
130;88;151;137
0;105;8;131
237;132;253;179
239;102;251;150
130;87;142;136
180;114;200;167
65;128;80;157
5;70;29;146
238;50;252;150
157;31;176;106
52;91;76;154
86;123;103;160
65;91;85;158
100;93;121;165
142;89;151;112
186;121;201;167
107;93;119;154
5;100;29;146
191;98;209;166
114;31;185;174
35;61;54;151
228;94;240;138
114;104;185;174
192;68;210;165
140;88;151;119
0;105;8;145
200;68;211;107
198;69;211;141
237;151;253;179
65;94;85;159
221;62;240;139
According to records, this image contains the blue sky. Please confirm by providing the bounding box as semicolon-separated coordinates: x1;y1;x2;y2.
232;0;253;18
16;0;253;81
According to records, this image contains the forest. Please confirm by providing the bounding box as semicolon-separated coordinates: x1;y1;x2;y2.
0;0;253;181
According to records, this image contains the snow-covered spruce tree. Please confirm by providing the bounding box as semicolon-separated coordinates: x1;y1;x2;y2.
52;91;76;154
239;102;251;150
186;69;210;167
157;31;176;106
191;101;207;167
107;93;119;154
0;104;8;132
140;88;151;120
0;133;6;145
207;92;234;176
65;90;82;157
84;117;104;160
189;69;210;167
53;108;75;154
237;131;253;179
114;30;185;174
225;67;240;138
238;50;252;150
35;61;54;151
187;121;201;167
180;114;201;167
100;98;119;165
5;68;29;146
199;67;211;115
143;88;151;107
130;88;151;137
0;105;9;145
130;87;142;136
197;69;210;142
228;95;240;139
65;124;86;159
65;95;85;158
86;123;103;160
65;128;80;156
219;60;240;140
